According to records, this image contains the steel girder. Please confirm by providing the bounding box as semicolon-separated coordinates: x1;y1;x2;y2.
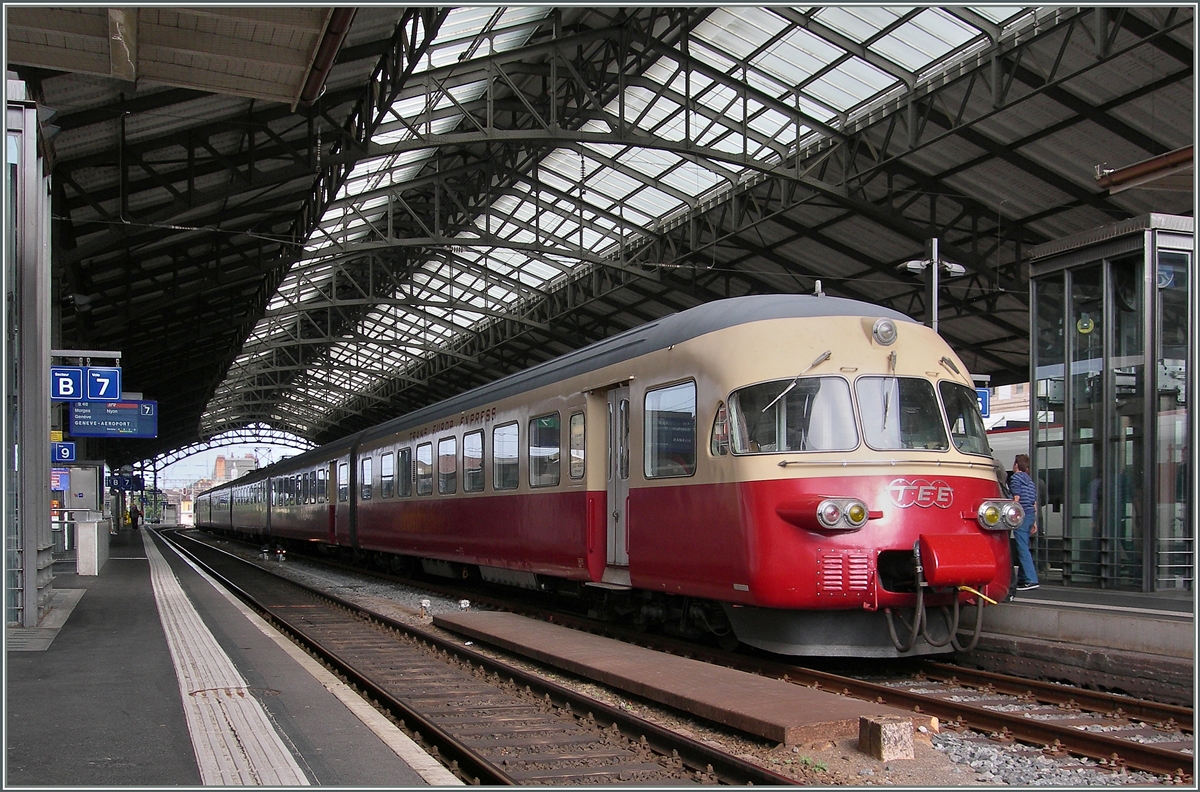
42;8;445;464
302;6;1189;443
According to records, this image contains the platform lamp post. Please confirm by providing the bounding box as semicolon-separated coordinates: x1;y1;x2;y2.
898;238;966;334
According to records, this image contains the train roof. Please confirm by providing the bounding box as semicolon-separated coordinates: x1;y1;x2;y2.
219;294;914;484
359;294;913;442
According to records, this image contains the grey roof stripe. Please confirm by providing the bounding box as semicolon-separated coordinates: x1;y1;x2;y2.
243;294;912;478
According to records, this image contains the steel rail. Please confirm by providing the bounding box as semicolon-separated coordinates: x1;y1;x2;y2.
163;529;796;786
193;529;1193;779
158;529;513;785
922;662;1194;731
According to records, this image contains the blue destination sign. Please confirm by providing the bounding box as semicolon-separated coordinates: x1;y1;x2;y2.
70;400;158;438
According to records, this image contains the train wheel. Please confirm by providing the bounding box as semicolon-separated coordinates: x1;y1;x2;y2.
716;630;740;653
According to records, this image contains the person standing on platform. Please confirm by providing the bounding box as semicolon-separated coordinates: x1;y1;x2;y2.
1009;454;1039;592
129;501;142;531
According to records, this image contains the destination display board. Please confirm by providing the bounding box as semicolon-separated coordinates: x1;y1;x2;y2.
70;400;158;438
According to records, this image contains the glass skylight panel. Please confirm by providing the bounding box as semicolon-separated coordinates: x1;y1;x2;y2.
814;6;906;44
872;8;978;71
622;185;684;219
805;56;896;112
621;86;682;137
759;26;845;86
747;107;796;146
700;8;780;60
969;7;1029;25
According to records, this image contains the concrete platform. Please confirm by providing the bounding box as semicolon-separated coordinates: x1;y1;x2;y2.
434;610;935;746
960;587;1194;706
6;526;459;787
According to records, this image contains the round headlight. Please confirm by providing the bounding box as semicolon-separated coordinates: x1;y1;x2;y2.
845;501;868;527
817;500;843;528
872;317;898;346
978;503;1002;528
1003;502;1024;528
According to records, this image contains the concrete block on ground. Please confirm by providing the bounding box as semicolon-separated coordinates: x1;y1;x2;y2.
858;715;914;760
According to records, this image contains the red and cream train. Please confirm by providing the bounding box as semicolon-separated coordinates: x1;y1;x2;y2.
196;294;1021;657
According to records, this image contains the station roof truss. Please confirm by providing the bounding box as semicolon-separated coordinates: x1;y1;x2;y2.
10;6;1193;465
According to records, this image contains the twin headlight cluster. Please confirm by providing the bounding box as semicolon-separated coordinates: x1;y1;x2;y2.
976;500;1024;531
816;497;870;530
808;497;1022;532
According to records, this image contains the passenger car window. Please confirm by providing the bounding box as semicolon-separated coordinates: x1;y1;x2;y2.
438;437;458;494
493;423;519;490
569;413;585;479
530;413;561;487
397;447;412;497
645;381;696;477
381;451;395;498
939;381;991;456
416;443;433;495
856;376;949;451
337;462;348;502
360;457;373;500
317;468;326;503
463;431;484;492
728;377;857;453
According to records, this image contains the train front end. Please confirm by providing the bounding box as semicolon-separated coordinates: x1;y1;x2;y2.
713;314;1018;657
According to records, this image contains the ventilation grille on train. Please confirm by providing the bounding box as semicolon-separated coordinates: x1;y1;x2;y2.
818;553;871;593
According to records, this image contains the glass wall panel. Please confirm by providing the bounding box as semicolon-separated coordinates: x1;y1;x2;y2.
1155;250;1191;590
1033;275;1065;578
1108;253;1145;588
1066;264;1103;585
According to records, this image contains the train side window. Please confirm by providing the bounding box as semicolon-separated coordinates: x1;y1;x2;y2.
397;447;412;497
711;402;729;455
416;443;433;495
338;462;348;502
302;472;310;504
463;431;484;492
361;456;373;500
645;381;697;477
317;468;326;503
381;451;395;498
438;437;458;495
529;413;561;487
569;412;585;479
493;423;519;490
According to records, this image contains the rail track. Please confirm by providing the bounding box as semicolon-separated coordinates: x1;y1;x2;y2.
159;528;794;786
190;529;1194;782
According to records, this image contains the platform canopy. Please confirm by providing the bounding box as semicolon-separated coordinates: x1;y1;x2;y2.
9;6;1192;465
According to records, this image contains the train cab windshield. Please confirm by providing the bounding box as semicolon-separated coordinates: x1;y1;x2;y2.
728;377;858;453
856;376;948;451
938;380;992;456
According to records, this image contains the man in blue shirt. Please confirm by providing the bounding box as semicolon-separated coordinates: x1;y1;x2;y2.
1009;454;1039;591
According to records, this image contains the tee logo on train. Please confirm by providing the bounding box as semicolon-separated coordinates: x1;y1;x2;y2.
885;478;954;509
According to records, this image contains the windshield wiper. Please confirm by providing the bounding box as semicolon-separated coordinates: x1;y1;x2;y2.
761;350;831;413
882;351;897;430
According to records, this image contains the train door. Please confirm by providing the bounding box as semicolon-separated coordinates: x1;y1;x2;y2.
326;461;337;544
607;386;631;566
